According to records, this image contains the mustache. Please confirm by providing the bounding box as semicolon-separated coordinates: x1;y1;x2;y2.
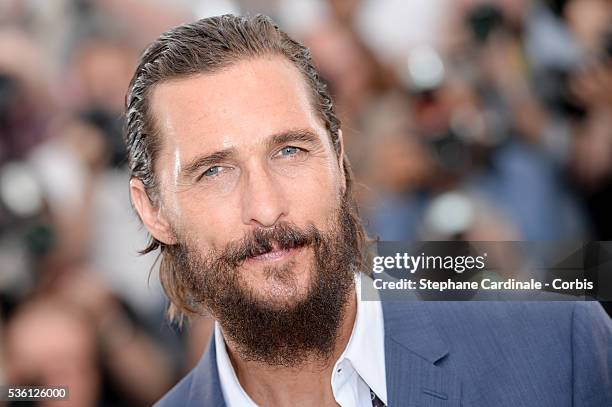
217;222;321;268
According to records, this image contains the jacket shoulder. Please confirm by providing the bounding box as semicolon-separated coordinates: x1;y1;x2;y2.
153;333;225;407
153;369;195;407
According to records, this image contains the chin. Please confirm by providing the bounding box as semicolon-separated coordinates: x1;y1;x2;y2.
240;258;314;308
253;283;310;309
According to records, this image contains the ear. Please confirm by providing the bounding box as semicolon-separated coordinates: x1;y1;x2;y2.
337;129;347;194
130;178;177;245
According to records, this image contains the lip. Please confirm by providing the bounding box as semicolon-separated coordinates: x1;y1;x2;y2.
246;246;298;263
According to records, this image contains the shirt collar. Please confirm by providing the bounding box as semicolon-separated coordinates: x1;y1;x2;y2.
215;323;258;406
337;275;387;404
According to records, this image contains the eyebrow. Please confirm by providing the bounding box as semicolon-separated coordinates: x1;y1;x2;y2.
181;149;237;178
266;129;321;150
180;129;322;178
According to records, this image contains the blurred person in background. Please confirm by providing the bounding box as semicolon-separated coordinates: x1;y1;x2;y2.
358;91;436;240
304;15;391;132
5;298;101;407
567;26;612;239
0;28;53;163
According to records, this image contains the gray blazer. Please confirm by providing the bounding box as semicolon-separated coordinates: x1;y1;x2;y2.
155;301;612;406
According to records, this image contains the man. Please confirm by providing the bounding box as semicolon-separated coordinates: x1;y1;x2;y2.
125;14;611;406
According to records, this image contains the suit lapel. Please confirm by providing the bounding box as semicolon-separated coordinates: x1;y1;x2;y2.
188;332;226;407
382;300;462;407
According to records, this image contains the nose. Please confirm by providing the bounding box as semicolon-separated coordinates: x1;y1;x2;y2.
240;163;289;228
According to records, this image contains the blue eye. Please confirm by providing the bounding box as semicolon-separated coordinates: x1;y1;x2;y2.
202;166;221;177
280;146;299;156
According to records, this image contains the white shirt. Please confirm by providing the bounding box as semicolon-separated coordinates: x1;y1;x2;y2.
215;276;387;406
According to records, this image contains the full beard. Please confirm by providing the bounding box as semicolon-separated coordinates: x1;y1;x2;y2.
170;198;361;367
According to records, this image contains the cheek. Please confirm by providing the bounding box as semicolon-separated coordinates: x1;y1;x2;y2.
171;191;241;250
282;162;342;223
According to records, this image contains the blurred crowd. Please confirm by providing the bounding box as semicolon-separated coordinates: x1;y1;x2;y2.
0;0;610;405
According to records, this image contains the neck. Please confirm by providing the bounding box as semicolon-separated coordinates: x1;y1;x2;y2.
224;290;357;407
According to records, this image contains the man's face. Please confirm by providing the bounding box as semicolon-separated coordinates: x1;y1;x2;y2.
148;56;345;307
